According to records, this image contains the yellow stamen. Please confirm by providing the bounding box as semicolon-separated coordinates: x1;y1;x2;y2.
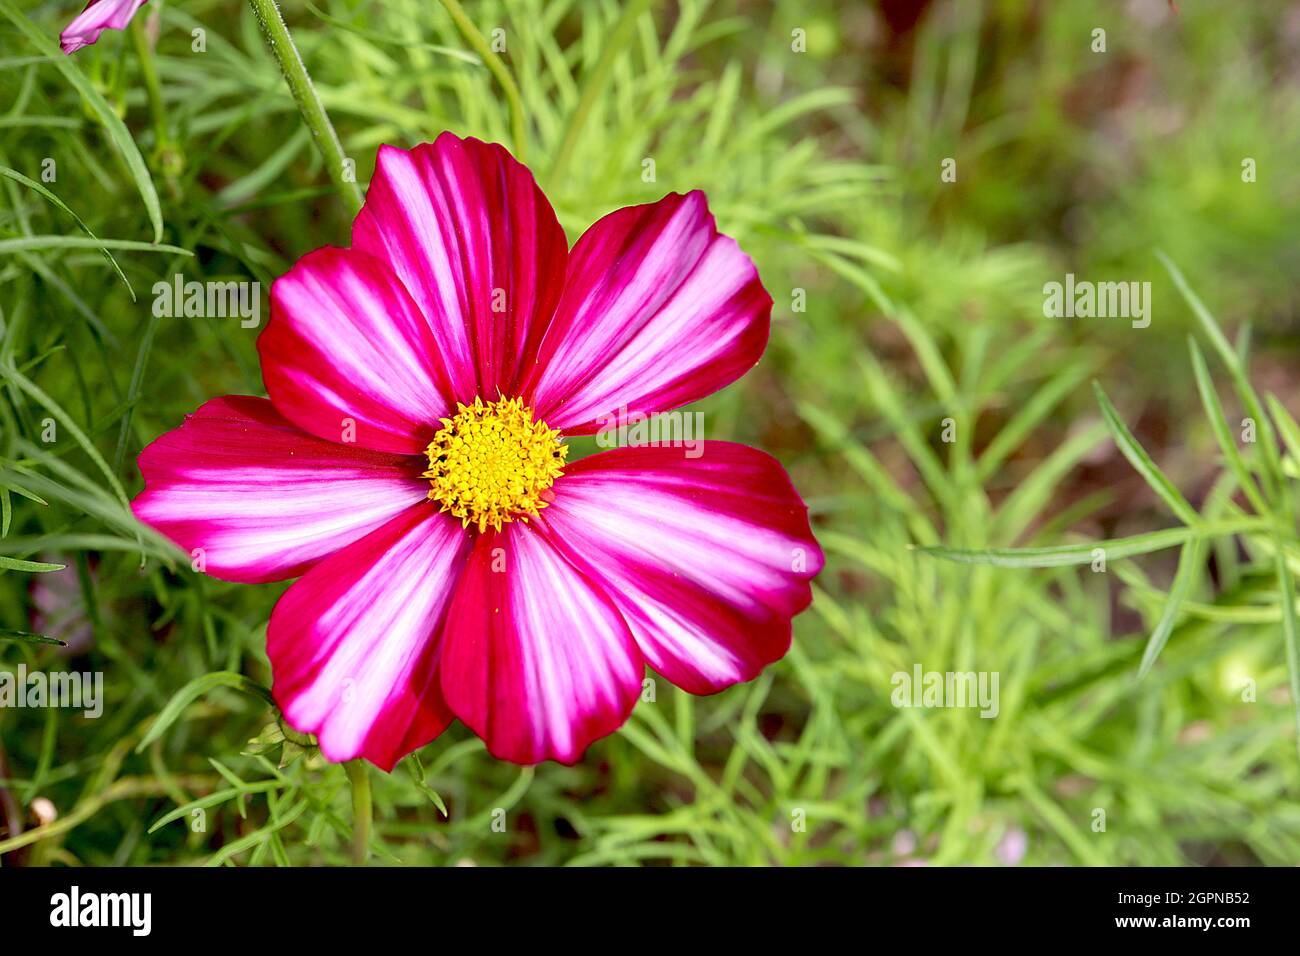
423;397;567;533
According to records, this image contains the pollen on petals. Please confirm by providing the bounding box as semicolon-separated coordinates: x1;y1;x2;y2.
423;397;567;533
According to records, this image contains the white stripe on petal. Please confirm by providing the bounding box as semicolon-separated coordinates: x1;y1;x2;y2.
270;506;470;770
352;136;568;401
526;191;771;433
542;442;822;693
440;525;643;764
261;246;455;454
132;397;429;583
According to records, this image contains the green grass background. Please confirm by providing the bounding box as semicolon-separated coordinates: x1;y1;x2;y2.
1;0;1299;866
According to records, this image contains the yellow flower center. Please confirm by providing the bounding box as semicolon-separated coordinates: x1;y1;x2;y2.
424;397;567;533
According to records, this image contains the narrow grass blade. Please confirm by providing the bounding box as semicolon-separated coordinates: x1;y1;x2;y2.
1158;251;1284;494
1092;380;1199;526
918;518;1266;567
1266;394;1300;467
0;0;163;241
1137;538;1204;679
1276;548;1300;763
1157;251;1236;369
438;0;528;160
406;753;449;816
992;421;1108;541
0;555;65;572
2;366;134;517
797;400;918;518
0;237;190;255
0;627;65;646
112;304;165;475
1188;338;1269;517
137;672;276;753
147;781;283;833
303;0;480;60
0;165;133;297
204;799;308;866
546;0;655;191
977;358;1095;480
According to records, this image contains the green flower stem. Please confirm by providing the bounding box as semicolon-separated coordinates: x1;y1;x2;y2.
128;17;170;153
343;760;372;865
437;0;527;161
247;0;363;214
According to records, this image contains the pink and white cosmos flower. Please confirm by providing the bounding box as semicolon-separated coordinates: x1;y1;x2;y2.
60;0;149;54
132;133;824;770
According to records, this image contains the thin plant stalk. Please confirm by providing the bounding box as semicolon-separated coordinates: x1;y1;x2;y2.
546;0;655;191
344;760;372;865
128;16;173;163
437;0;528;161
247;0;363;214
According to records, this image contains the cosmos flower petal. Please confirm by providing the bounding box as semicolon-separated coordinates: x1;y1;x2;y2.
440;525;644;764
60;0;148;54
352;134;568;401
269;505;472;771
260;246;457;454
524;191;771;434
541;442;823;694
132;396;429;584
